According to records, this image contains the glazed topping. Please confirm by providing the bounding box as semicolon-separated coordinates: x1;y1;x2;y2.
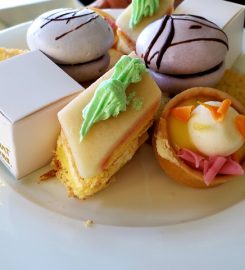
130;0;159;28
80;56;146;141
188;101;244;156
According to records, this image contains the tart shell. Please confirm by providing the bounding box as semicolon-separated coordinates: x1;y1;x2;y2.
153;87;245;188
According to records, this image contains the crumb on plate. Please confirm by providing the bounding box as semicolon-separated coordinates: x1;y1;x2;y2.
39;169;56;181
83;220;94;227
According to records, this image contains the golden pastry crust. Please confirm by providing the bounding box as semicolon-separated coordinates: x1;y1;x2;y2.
0;47;28;61
153;87;245;188
116;28;135;54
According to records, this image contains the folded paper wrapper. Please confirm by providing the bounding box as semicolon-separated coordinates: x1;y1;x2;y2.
174;0;245;69
0;50;83;179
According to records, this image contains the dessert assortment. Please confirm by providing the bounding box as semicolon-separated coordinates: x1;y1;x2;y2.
0;0;244;199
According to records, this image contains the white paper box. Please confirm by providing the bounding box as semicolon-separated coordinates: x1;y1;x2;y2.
174;0;245;68
0;50;83;178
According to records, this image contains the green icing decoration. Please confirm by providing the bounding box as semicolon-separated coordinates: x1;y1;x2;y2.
130;0;160;28
126;91;136;105
132;97;144;111
80;56;146;141
126;91;143;111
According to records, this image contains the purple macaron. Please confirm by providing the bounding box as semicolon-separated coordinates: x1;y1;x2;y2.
27;8;114;83
136;14;228;94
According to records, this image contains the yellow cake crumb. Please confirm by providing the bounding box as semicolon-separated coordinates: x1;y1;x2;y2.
83;220;94;227
52;128;148;200
0;47;28;61
39;170;56;181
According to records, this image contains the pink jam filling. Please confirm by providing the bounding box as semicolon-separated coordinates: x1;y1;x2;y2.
177;148;244;186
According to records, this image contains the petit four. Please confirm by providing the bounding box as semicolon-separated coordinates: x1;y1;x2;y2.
153;87;245;188
27;8;114;83
116;0;174;54
0;50;82;178
136;14;228;94
52;53;161;199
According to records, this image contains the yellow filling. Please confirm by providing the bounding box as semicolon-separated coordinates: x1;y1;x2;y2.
168;98;205;154
168;115;196;152
168;97;245;162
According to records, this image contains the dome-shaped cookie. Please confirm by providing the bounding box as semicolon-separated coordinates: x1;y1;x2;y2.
136;14;228;75
27;8;114;65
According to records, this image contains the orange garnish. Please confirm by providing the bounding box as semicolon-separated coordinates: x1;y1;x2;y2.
217;99;232;115
235;114;245;139
198;99;231;121
171;105;195;122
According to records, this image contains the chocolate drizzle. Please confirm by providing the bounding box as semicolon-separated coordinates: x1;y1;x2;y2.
173;14;215;24
174;17;228;38
55;15;99;40
144;14;229;70
40;9;99;40
189;25;202;29
156;16;175;69
170;38;228;49
144;15;170;68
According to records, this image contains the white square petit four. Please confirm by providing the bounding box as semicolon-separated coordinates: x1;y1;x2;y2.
0;50;83;178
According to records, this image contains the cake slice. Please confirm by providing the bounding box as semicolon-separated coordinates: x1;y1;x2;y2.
52;53;161;199
116;0;174;54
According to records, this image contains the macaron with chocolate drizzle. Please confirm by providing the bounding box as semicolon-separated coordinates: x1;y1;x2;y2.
27;8;114;83
136;14;228;94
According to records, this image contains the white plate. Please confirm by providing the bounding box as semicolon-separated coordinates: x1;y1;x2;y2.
0;10;245;270
0;1;80;27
